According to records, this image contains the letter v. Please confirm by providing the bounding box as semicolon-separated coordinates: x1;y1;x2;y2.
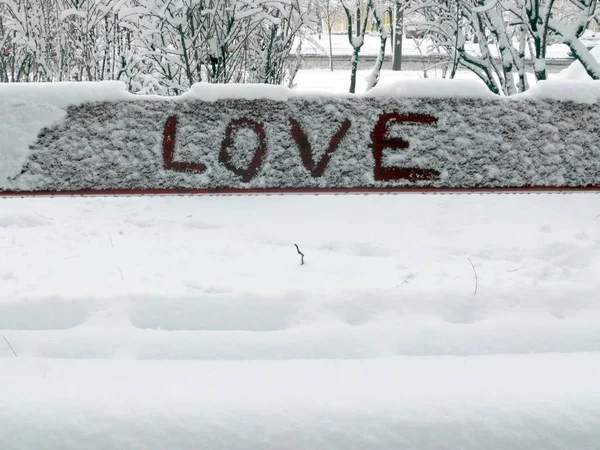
289;118;351;177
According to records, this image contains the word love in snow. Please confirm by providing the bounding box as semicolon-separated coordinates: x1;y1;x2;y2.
162;112;440;182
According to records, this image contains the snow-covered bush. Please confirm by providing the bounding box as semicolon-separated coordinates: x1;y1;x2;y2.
0;0;315;93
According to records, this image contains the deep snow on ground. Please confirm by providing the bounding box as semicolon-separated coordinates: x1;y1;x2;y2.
293;67;554;93
1;194;600;449
2;194;600;360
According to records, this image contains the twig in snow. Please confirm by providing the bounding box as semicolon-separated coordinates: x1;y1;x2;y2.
401;273;416;284
108;233;114;248
294;244;305;266
3;335;17;357
595;212;600;221
468;258;478;297
117;267;125;280
33;210;54;221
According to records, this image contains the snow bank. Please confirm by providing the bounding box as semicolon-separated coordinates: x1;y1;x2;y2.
518;79;600;103
181;82;294;101
0;82;132;183
0;81;132;108
1;80;600;194
0;100;65;182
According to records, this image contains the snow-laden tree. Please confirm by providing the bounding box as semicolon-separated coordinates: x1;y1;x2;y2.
312;0;345;71
414;0;525;94
243;0;316;85
340;0;370;93
414;0;600;94
341;0;443;92
60;0;134;82
340;0;390;92
0;0;58;82
365;1;389;89
516;0;600;80
0;0;315;93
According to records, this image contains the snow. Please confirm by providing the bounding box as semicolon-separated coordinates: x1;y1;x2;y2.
518;79;600;103
2;354;600;450
0;81;132;183
366;78;498;98
294;68;512;93
534;58;547;73
351;35;364;48
1;193;600;448
0;100;66;183
0;80;132;108
2;77;600;447
181;82;294;101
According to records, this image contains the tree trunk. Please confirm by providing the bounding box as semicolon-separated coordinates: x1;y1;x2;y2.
366;33;387;90
350;47;360;93
392;1;403;71
328;28;334;71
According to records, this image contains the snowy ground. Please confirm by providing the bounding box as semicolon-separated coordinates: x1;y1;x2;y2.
293;67;555;93
1;193;600;449
293;67;495;92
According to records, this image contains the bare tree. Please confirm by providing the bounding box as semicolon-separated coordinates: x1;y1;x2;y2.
340;0;374;93
314;0;344;70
